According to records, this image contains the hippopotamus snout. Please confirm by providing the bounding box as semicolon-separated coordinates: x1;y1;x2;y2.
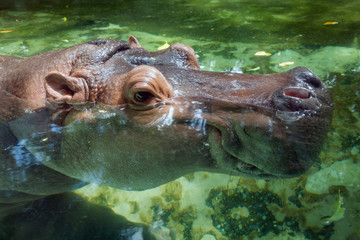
205;67;333;178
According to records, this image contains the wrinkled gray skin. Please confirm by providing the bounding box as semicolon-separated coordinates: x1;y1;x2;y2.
0;37;332;213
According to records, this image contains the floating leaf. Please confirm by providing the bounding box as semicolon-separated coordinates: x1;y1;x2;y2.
93;23;128;31
254;51;271;56
158;41;170;50
323;21;338;25
0;30;14;33
278;61;295;67
321;191;345;224
248;67;260;71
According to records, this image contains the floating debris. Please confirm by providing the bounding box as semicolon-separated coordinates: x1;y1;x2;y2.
323;21;338;25
248;67;260;71
278;61;295;67
254;51;271;56
320;191;345;224
158;41;170;50
0;30;14;33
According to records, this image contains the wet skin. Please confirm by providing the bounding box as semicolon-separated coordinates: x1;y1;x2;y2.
0;36;332;208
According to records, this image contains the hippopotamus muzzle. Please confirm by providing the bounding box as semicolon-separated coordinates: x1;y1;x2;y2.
206;67;333;179
0;36;333;193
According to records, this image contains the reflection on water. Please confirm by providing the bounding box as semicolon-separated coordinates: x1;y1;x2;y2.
0;0;359;239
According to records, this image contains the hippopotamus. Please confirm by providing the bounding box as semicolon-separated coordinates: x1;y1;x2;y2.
0;36;332;214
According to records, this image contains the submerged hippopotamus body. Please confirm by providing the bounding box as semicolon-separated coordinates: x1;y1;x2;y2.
0;37;332;213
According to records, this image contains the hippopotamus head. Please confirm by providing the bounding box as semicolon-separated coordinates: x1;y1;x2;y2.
17;37;332;190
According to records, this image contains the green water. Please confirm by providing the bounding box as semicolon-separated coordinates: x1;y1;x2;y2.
0;0;359;239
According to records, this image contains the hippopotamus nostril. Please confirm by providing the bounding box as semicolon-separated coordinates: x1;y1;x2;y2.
287;66;323;88
272;87;321;113
283;88;311;99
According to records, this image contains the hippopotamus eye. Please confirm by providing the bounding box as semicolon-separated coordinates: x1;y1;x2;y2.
134;91;154;102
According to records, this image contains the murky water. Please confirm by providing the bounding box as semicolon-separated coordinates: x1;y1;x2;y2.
0;0;359;239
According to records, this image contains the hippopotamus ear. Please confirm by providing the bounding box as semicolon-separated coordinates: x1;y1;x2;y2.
129;36;143;49
45;72;89;107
